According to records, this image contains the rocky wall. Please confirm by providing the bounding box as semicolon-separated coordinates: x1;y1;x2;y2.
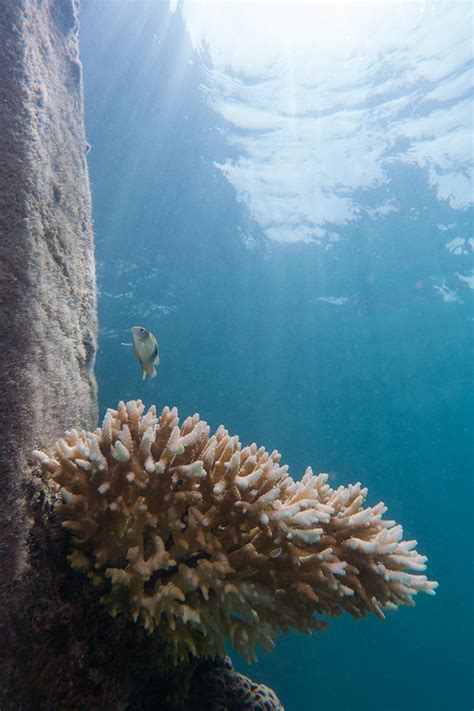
0;0;97;696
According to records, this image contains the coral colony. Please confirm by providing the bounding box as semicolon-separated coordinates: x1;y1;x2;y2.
33;400;437;664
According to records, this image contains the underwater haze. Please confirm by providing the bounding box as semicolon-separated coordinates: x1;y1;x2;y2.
80;2;473;709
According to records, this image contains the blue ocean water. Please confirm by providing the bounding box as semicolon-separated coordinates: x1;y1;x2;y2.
80;2;473;709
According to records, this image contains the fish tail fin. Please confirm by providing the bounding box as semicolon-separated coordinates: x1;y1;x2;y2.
142;365;156;380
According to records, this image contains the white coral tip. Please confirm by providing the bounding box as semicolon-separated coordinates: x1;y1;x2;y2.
213;482;225;496
113;440;130;462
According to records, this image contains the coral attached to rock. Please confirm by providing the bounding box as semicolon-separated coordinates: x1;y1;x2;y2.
190;657;284;711
33;400;437;664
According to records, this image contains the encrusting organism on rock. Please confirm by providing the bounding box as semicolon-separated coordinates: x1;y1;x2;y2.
33;400;438;665
169;656;284;710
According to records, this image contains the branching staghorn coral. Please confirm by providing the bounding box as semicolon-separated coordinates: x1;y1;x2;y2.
33;400;437;664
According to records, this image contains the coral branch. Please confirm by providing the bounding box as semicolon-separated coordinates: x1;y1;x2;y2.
33;400;438;664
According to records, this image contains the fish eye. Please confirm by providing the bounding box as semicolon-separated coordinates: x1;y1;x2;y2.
140;328;145;332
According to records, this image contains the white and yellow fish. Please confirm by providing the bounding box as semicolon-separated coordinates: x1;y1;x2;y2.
131;326;160;380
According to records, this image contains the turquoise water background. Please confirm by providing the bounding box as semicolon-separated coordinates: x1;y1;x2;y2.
80;2;473;709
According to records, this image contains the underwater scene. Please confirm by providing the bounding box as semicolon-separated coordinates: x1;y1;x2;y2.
79;2;472;709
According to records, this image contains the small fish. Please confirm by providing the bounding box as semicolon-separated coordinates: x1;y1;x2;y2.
131;326;160;380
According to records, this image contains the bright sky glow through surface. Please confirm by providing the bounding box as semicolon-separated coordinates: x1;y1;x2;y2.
172;0;473;244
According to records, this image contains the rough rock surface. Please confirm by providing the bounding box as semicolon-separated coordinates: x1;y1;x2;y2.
0;0;97;704
0;0;97;597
